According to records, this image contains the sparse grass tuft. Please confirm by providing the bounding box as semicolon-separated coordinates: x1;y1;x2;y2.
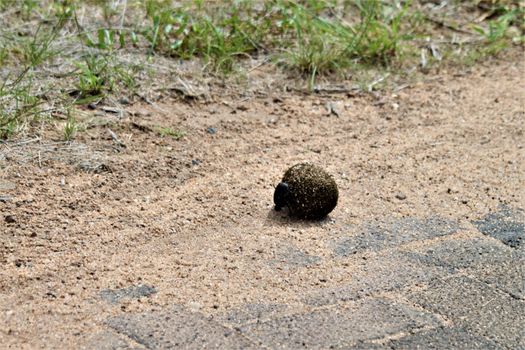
451;3;524;66
474;6;523;48
73;54;136;101
63;114;78;141
156;127;186;140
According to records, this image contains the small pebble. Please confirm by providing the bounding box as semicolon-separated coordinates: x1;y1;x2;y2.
5;215;16;223
237;104;249;111
119;97;130;105
395;193;407;200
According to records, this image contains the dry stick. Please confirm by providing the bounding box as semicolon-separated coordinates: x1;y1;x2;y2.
107;128;125;148
11;137;41;147
368;74;390;92
247;58;270;73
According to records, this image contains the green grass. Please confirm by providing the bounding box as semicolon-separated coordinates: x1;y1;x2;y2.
63;113;79;141
279;0;417;88
0;0;523;139
156;126;186;140
74;54;137;102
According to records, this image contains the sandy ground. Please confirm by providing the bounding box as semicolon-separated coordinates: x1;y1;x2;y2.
0;52;524;349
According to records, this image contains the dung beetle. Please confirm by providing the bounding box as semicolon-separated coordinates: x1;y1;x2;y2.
274;182;290;211
273;163;338;220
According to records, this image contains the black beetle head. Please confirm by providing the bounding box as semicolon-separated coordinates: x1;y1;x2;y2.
274;182;289;211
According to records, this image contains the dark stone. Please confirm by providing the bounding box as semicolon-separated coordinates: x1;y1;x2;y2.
241;298;441;349
4;215;16;223
333;217;460;256
408;276;525;349
100;285;157;304
118;97;131;105
107;305;255;349
395;192;406;200
473;206;524;248
206;127;217;134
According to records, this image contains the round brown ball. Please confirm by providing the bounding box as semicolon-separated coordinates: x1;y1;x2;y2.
274;163;338;219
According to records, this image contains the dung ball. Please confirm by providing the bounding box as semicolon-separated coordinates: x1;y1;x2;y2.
274;163;338;219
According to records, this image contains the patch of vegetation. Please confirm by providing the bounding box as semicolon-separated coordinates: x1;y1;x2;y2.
467;6;524;61
74;54;137;102
279;1;417;88
0;0;522;139
63;113;79;141
156;126;186;140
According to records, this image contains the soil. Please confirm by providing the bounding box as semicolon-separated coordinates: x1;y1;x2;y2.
0;52;524;349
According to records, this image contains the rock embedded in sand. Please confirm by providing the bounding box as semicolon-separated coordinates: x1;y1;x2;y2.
274;163;338;220
4;214;16;223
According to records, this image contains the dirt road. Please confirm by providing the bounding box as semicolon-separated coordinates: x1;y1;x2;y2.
1;55;524;349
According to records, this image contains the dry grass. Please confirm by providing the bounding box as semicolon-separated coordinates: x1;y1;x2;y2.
0;137;109;172
0;0;523;140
